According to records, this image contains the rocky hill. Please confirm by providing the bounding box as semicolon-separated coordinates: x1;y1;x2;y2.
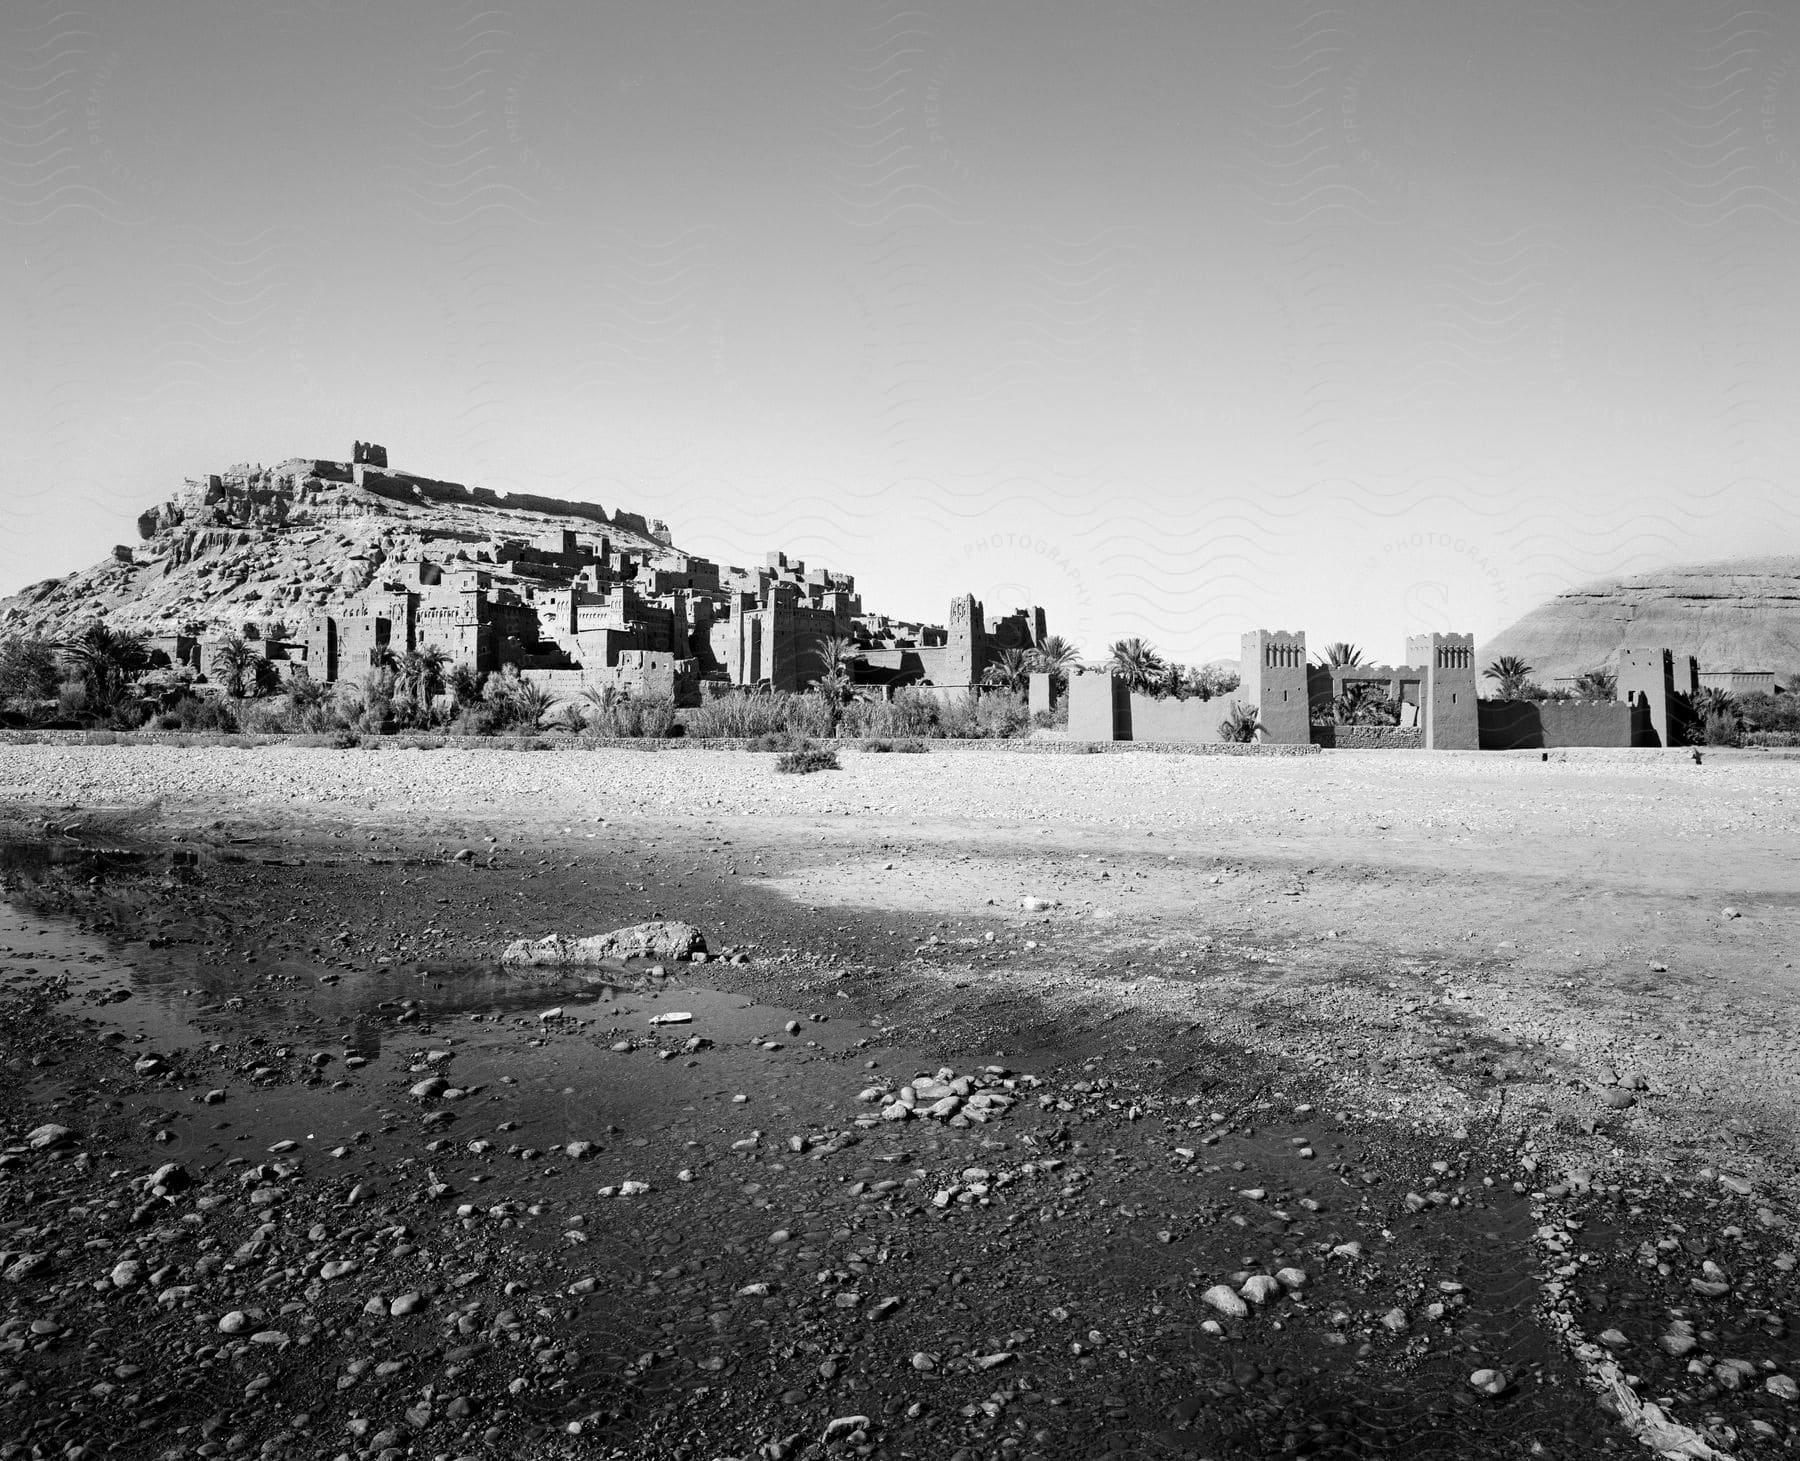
1484;556;1800;686
0;450;675;643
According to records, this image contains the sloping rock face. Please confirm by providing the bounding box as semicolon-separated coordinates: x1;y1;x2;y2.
502;922;708;966
1484;557;1800;686
0;454;670;643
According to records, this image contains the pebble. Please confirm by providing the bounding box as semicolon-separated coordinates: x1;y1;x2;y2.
389;1292;423;1316
1468;1368;1509;1397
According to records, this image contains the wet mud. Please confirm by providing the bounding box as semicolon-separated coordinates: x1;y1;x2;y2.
0;834;1793;1460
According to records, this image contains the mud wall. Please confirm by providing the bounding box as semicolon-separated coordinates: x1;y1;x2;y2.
1478;700;1636;750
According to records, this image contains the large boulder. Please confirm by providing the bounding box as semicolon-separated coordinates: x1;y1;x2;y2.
502;921;707;966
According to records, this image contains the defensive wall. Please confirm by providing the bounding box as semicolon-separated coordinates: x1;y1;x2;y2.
1477;700;1641;750
1070;630;1697;751
1071;628;1479;749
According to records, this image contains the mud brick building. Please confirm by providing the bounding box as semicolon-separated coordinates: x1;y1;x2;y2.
297;445;1048;704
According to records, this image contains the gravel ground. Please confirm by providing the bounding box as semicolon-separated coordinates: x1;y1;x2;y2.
0;742;1796;1460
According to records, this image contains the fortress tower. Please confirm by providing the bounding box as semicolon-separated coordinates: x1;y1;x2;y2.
1618;646;1697;747
1405;632;1478;750
1239;629;1309;743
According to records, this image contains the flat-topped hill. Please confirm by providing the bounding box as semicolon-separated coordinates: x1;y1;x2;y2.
1484;556;1800;686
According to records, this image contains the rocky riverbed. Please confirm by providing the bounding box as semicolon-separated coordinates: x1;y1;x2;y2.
0;744;1796;1459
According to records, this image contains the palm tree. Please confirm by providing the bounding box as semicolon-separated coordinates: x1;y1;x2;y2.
210;635;262;699
980;647;1034;695
808;636;861;736
1184;664;1239;701
447;663;483;708
1572;667;1617;701
508;681;557;730
580;682;623;715
811;635;860;681
394;645;451;723
1692;685;1736;721
1027;635;1083;686
1108;638;1166;692
1316;642;1364;669
1218;701;1262;743
1484;655;1533;700
61;621;148;702
1332;683;1378;725
288;668;330;713
415;644;449;703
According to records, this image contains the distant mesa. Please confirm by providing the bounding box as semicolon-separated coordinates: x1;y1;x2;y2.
1484;556;1800;689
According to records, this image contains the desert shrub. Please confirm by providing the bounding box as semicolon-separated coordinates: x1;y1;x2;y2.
56;681;91;722
447;702;509;737
746;730;812;753
234;700;290;734
583;693;677;739
862;738;927;753
329;730;361;749
0;637;60;706
686;690;827;739
1219;701;1262;743
935;689;1031;739
154;694;240;733
1738;691;1800;734
776;746;839;774
1702;712;1742;747
479;668;556;730
1744;730;1800;747
845;687;945;740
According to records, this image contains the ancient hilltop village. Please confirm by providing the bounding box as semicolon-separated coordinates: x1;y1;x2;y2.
1;441;1783;752
117;442;1045;709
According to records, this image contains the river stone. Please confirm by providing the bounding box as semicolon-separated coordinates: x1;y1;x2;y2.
1240;1274;1282;1305
1202;1285;1249;1319
148;1162;191;1194
501;922;707;965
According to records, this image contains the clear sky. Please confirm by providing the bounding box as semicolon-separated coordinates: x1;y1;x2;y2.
4;0;1798;663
